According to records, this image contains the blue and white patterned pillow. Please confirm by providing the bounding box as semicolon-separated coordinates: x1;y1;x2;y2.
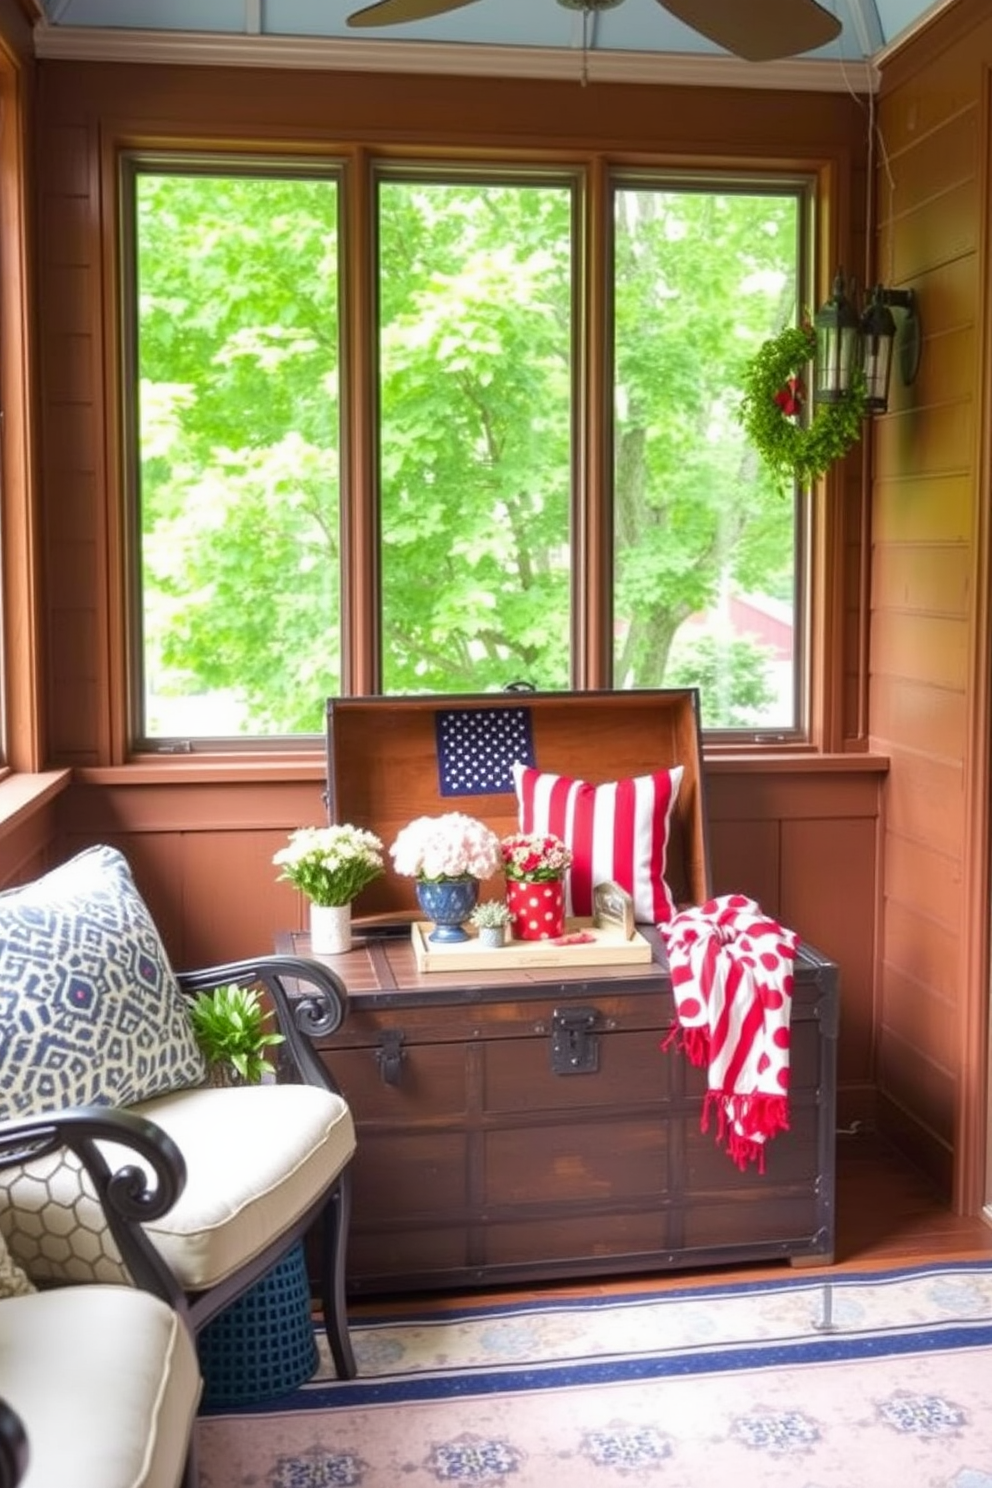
0;844;207;1119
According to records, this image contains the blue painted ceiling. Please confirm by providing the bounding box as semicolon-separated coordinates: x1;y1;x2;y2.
32;0;952;71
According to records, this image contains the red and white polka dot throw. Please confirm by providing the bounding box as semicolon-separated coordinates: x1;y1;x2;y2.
662;894;798;1172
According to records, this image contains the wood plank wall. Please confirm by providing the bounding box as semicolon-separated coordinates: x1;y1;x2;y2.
0;0;42;776
15;42;986;1194
705;758;884;1128
873;0;992;1206
33;60;870;766
53;756;884;1137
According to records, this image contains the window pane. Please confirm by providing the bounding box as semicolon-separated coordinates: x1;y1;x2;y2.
133;169;340;739
613;187;802;732
377;177;573;694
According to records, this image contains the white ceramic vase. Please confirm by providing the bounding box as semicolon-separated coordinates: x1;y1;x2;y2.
309;901;352;955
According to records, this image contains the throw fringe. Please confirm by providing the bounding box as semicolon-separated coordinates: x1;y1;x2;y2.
661;894;798;1173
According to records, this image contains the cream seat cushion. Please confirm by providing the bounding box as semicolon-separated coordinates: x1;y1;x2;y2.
133;1082;356;1288
0;1284;200;1488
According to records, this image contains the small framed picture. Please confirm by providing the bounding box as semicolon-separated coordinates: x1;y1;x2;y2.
593;881;635;939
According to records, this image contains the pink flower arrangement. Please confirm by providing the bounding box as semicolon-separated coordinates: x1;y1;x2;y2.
390;812;502;882
500;832;572;883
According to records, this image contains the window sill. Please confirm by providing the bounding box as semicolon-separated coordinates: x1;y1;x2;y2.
704;751;889;774
0;770;72;836
73;755;326;787
71;749;891;788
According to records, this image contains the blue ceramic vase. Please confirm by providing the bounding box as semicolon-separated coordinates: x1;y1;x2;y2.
415;877;479;943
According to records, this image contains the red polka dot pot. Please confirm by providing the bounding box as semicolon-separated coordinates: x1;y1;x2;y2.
506;876;566;941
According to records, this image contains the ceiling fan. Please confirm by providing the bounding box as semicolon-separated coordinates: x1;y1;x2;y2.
345;0;844;64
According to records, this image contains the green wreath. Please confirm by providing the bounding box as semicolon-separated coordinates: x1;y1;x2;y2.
739;323;866;488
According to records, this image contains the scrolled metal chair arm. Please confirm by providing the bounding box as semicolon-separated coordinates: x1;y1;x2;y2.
293;990;343;1040
0;1106;189;1313
177;954;349;1090
0;1399;28;1488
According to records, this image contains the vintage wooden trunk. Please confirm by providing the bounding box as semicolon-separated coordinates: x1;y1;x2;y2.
286;690;838;1296
324;689;712;922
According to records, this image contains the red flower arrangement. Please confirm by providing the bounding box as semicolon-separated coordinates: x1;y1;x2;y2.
500;832;572;883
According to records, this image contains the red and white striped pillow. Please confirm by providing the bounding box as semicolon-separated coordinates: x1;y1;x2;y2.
512;762;684;925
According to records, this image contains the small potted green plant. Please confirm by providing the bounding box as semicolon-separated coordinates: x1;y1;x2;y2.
470;899;512;949
188;983;286;1086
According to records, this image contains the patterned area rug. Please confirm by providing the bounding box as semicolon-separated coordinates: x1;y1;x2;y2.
196;1262;992;1487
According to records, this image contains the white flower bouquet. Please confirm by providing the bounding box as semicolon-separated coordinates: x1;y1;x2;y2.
273;823;385;906
390;812;502;882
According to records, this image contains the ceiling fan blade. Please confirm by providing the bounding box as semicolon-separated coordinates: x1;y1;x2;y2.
656;0;842;61
347;0;480;27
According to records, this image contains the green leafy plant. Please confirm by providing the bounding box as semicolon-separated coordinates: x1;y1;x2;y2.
188;983;286;1085
470;900;513;929
738;322;866;490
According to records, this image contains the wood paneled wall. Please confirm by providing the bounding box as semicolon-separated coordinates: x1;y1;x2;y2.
33;60;870;767
706;758;884;1127
24;59;886;1115
10;31;986;1206
0;0;43;776
46;756;884;1133
873;0;992;1205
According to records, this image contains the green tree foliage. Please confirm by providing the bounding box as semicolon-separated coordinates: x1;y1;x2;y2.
377;181;572;693
136;171;341;734
612;189;796;692
667;635;777;728
134;169;798;734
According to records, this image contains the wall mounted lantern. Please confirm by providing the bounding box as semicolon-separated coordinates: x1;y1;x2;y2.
813;269;861;405
860;283;922;414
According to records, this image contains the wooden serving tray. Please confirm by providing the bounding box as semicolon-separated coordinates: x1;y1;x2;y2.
411;918;653;972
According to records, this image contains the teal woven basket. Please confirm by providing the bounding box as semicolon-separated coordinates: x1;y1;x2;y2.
197;1240;319;1408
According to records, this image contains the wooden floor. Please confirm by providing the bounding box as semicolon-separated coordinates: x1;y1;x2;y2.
350;1129;992;1318
825;1128;992;1271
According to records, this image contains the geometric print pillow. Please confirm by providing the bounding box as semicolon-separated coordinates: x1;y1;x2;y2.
0;844;207;1121
513;761;684;925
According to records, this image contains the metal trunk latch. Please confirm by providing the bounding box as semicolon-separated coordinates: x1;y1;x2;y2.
551;1005;600;1075
376;1029;405;1085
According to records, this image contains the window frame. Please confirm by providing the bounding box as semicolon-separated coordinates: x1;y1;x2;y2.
606;170;815;743
0;37;37;778
119;151;347;753
370;160;583;698
116;144;835;757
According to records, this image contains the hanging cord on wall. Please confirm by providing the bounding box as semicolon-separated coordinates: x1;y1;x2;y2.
865;82;876;291
837;51;896;295
581;7;593;88
571;4;606;88
872;92;898;288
